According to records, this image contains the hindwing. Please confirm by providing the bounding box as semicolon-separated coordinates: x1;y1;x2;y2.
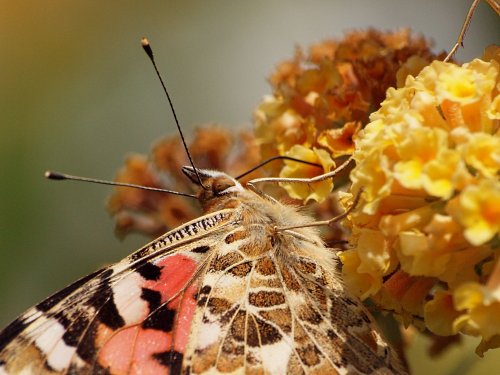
181;224;405;375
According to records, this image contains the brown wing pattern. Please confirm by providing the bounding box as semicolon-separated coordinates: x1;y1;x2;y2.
281;252;405;374
182;222;406;374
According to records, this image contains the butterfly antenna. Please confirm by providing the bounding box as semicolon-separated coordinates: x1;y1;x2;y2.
45;171;196;198
141;37;207;190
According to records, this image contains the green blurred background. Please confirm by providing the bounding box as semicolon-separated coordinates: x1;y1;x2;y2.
1;1;498;374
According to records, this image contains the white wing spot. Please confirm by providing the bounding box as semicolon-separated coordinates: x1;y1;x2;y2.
46;337;76;371
261;340;293;375
112;272;148;325
34;317;74;371
196;322;221;350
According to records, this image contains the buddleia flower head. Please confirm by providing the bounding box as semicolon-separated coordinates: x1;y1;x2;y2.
254;29;445;202
342;45;499;355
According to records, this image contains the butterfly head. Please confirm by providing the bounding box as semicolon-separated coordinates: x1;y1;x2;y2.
182;166;245;209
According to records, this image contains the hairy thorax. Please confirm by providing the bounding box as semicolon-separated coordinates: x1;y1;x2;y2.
202;187;337;274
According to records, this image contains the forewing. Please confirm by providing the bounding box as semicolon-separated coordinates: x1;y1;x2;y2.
0;210;234;375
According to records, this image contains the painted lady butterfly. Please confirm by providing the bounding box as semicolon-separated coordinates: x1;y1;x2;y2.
0;40;407;374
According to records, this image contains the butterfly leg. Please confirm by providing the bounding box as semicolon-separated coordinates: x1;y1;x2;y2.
274;187;363;232
247;156;358;231
247;155;353;187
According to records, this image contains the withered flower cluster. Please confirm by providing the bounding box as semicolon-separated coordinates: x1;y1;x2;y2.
108;126;260;237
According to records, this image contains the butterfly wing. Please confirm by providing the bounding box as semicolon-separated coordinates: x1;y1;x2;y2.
182;225;406;375
1;174;406;375
0;209;235;375
281;253;406;374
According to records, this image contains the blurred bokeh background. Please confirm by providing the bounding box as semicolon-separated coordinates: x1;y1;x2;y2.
1;1;498;373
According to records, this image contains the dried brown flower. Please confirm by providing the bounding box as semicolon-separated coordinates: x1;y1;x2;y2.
108;125;261;237
255;28;446;177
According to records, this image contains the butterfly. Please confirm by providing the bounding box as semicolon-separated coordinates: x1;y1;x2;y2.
0;162;407;374
0;38;406;374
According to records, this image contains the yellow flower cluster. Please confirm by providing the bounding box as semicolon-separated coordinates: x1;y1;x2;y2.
342;46;500;355
279;145;335;203
254;30;444;201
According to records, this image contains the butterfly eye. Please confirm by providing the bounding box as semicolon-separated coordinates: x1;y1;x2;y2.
212;177;236;195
